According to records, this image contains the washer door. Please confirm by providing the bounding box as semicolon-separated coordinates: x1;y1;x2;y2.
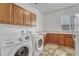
8;43;32;56
35;38;43;51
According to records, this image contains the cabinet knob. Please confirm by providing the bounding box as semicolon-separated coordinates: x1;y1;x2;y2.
19;38;23;41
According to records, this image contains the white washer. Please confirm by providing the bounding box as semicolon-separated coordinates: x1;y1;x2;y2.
0;31;33;56
31;32;43;56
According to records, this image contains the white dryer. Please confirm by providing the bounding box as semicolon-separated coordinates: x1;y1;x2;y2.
0;31;33;56
31;32;43;56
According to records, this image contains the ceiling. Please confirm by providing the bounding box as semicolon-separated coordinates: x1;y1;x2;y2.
30;3;78;14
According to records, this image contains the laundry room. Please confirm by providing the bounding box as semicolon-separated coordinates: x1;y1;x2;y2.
0;3;79;56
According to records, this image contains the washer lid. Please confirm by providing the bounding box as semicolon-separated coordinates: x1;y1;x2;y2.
8;43;32;56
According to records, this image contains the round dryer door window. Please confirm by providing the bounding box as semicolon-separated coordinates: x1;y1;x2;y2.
36;39;43;51
38;39;42;48
15;47;29;56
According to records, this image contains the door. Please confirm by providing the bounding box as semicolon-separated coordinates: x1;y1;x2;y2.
58;34;64;46
36;38;43;51
0;3;14;24
14;4;24;25
24;10;30;26
30;13;36;26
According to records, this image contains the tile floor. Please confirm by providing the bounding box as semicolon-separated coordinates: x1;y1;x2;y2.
41;43;75;56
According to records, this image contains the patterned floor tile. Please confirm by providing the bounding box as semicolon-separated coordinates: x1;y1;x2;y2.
41;43;75;56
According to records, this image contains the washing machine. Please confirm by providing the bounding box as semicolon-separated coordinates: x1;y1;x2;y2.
31;32;43;56
0;31;33;56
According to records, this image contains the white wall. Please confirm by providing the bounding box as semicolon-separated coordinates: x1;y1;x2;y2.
44;4;79;32
0;3;45;34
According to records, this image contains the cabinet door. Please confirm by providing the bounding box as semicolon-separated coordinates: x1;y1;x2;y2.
43;34;47;45
50;34;55;43
14;4;24;25
30;13;36;26
72;40;75;48
0;3;14;24
53;34;58;44
58;34;64;45
64;38;73;48
50;34;53;43
64;34;74;48
24;10;30;26
46;34;51;43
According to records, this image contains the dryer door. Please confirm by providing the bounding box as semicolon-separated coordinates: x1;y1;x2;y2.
35;38;43;51
8;43;33;56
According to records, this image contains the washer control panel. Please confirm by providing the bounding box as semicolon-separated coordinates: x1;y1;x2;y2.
1;35;23;48
1;30;32;48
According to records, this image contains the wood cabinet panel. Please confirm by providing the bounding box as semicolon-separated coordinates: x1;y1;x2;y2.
58;34;64;45
14;4;24;25
44;33;75;48
64;34;74;48
72;40;75;48
0;3;14;24
0;3;36;26
46;34;51;43
64;37;73;47
30;13;36;26
50;34;53;43
53;34;58;44
43;34;47;45
24;10;30;26
10;4;14;24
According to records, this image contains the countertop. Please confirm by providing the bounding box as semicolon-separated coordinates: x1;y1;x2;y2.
42;31;75;34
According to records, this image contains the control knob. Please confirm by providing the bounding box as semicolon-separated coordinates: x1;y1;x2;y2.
19;38;23;41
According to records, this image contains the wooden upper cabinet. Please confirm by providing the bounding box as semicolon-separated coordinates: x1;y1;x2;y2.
0;3;14;24
24;10;30;26
14;4;24;25
30;13;36;26
0;3;36;26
